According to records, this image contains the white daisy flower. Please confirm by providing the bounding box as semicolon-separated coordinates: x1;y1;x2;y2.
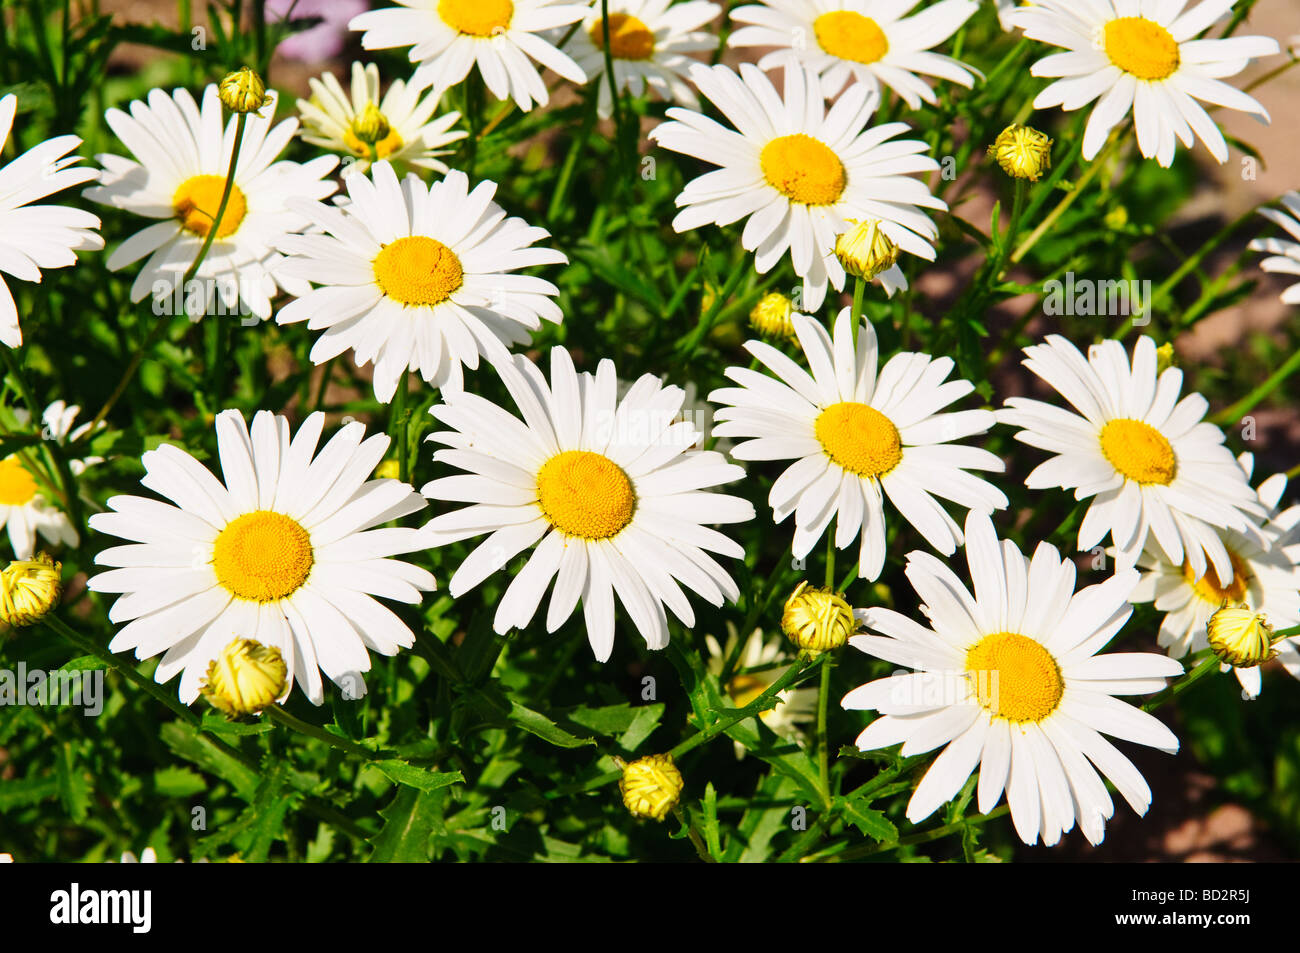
349;0;589;113
1130;453;1300;699
86;410;436;705
1248;190;1300;306
710;307;1007;580
1009;0;1280;167
83;85;338;322
0;398;92;558
564;0;721;119
1000;334;1266;584
297;61;466;176
649;58;945;312
0;451;77;558
705;623;817;758
422;346;755;661
728;0;981;107
275;160;566;402
14;399;104;475
120;848;158;863
844;508;1183;846
0;94;103;348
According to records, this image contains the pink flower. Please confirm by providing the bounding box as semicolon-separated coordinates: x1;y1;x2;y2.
269;0;368;62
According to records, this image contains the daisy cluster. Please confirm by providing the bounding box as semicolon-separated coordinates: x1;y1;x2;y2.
2;0;1299;862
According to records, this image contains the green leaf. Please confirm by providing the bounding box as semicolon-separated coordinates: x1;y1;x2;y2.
55;742;90;823
508;700;594;749
199;711;274;736
0;775;59;811
566;702;664;752
160;722;260;800
370;760;464;793
836;796;898;843
701;782;722;860
368;786;440;862
234;763;295;863
153;766;206;798
55;655;103;674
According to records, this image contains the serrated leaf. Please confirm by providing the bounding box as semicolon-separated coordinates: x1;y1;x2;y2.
153;766;206;798
702;782;722;860
371;760;463;793
368;787;440;862
837;796;898;843
508;700;594;748
55;743;90;823
0;775;59;811
160;722;260;800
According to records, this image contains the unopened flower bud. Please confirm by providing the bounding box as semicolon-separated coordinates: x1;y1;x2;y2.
989;124;1053;182
219;67;270;114
618;753;684;821
782;581;855;657
749;291;797;340
0;553;62;626
834;219;899;281
1206;606;1276;668
200;637;287;717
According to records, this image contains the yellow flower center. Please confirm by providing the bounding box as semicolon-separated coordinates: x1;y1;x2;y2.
759;134;846;206
814;402;902;478
1098;418;1177;485
966;632;1064;724
372;236;465;307
212;511;314;602
813;10;889;64
536;450;636;540
173;174;248;239
589;13;656;60
0;457;39;506
438;0;513;36
1183;548;1250;605
1103;16;1180;81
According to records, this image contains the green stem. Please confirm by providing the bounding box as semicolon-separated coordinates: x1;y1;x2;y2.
390;374;409;483
1143;652;1220;712
1211;347;1300;425
828;805;1011;861
816;653;832;807
266;705;392;761
1011;132;1120;265
669;659;817;760
88;111;250;433
823;530;836;589
989;177;1027;284
850;275;865;325
673;805;716;863
43;614;199;726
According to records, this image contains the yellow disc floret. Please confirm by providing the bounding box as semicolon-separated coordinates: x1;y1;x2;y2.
1183;548;1249;605
1104;16;1181;81
213;511;314;602
373;236;465;307
0;457;40;506
760;134;846;206
589;13;656;60
813;11;888;64
966;632;1064;723
173;175;248;239
815;402;903;478
439;0;514;36
1099;418;1177;485
536;450;636;540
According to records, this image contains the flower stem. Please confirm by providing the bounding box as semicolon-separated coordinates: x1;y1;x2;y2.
1010;132;1120;265
266;704;392;761
1143;652;1220;712
816;652;833;807
42;613;199;726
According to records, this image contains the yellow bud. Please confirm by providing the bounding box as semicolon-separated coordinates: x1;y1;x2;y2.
988;124;1053;182
200;637;288;717
1206;606;1276;668
749;291;797;340
1104;205;1129;229
618;753;684;821
218;67;270;114
351;102;392;147
0;553;62;626
375;459;401;480
781;581;856;657
1155;342;1177;375
834;219;899;281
